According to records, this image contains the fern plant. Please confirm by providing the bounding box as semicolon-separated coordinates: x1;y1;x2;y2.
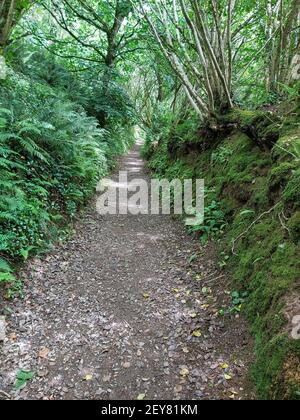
0;48;134;288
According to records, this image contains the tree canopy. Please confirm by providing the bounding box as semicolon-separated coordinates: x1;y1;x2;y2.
1;0;299;120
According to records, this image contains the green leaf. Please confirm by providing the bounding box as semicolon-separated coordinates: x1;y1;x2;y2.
239;209;255;216
0;272;15;283
14;370;34;390
0;258;12;273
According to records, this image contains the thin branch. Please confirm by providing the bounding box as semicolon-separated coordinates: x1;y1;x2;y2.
31;34;105;64
238;26;281;79
65;0;109;32
232;203;281;255
41;1;106;60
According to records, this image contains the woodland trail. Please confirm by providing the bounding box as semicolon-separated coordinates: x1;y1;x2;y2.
0;142;254;400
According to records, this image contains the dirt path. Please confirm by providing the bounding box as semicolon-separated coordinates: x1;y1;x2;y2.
0;142;254;400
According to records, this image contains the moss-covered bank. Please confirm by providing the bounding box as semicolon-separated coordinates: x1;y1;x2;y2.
143;107;300;399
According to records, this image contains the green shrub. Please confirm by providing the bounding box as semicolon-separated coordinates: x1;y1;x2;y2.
144;110;300;399
0;54;134;270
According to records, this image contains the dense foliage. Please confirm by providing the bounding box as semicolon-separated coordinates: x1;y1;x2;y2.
0;50;135;286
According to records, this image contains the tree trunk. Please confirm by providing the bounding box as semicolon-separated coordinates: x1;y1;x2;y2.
98;1;131;126
0;0;17;49
270;0;300;92
155;66;164;102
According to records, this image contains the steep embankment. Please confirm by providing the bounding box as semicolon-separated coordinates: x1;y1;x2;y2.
144;105;300;399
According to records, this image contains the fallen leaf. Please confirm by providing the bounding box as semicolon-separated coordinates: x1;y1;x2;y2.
192;329;202;337
180;368;189;377
143;293;150;299
137;393;146;400
224;374;232;381
173;288;180;293
190;312;197;318
185;289;191;296
182;347;189;354
84;374;93;381
221;363;229;370
38;347;50;359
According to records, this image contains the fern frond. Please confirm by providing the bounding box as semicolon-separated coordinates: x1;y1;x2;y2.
19;137;49;162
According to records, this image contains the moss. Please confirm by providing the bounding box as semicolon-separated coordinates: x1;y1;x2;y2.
249;178;270;208
268;162;297;190
287;211;300;242
219;109;265;126
252;334;290;399
272;128;300;161
283;168;300;209
218;109;282;149
145;114;300;399
222;181;253;203
220;197;240;217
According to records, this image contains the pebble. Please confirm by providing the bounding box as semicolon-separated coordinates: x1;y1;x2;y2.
0;316;6;341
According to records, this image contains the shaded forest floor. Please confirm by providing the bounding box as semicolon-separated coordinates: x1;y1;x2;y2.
0;142;254;400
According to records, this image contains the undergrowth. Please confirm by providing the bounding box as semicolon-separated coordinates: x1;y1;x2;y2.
144;106;300;399
0;52;135;294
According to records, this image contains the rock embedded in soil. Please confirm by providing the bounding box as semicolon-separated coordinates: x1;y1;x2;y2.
0;316;6;341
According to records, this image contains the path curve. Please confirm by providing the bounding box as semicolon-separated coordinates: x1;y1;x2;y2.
0;142;253;400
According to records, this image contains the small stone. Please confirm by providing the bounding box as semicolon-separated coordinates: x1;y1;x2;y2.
0;316;6;341
174;384;183;393
122;362;131;368
37;370;49;378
